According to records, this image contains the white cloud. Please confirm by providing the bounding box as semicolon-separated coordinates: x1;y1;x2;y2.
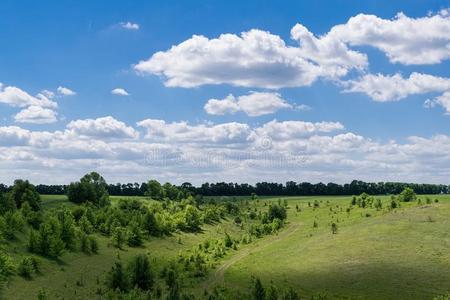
67;116;139;139
111;88;130;96
120;22;140;30
137;119;251;144
0;85;57;108
134;27;366;89
204;92;292;116
2;116;450;184
251;120;344;141
134;10;450;90
425;92;450;114
343;72;450;101
0;126;31;146
57;86;76;96
14;106;58;124
329;10;450;65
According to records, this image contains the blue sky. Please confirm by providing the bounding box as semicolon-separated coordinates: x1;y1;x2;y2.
0;1;450;184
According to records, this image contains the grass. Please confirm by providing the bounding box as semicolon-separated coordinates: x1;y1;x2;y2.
3;194;450;299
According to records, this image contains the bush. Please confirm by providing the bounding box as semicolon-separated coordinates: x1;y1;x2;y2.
112;227;127;249
0;251;15;277
128;254;154;290
18;256;39;278
331;223;338;234
268;204;287;222
106;262;129;292
398;187;416;202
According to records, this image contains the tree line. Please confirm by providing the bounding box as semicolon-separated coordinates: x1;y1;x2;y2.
1;179;447;197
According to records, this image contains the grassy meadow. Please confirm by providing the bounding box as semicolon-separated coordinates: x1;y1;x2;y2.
2;194;450;299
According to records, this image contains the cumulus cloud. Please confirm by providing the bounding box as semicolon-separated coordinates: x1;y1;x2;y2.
14;106;58;124
137;119;251;144
57;86;76;96
0;84;57;108
67;116;139;139
251;120;344;141
134;10;450;89
204;92;293;116
425;92;450;114
1;116;450;184
0;126;31;146
329;10;450;65
134;27;366;89
111;88;130;96
343;72;450;102
120;22;140;30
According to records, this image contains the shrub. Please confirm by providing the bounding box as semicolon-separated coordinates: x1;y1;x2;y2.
331;223;338;234
398;187;416;202
0;251;15;277
89;236;99;254
18;256;39;278
252;277;265;300
106;261;129;292
112;227;127;249
128;254;154;290
127;223;143;247
268;204;287;222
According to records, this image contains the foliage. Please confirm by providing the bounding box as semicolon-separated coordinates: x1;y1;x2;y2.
127;254;154;290
268;204;287;222
67;172;110;206
8;180;41;211
106;261;129;292
398;187;417;202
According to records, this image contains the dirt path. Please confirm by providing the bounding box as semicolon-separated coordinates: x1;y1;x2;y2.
203;222;300;288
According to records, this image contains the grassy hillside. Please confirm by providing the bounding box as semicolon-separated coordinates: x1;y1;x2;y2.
2;194;450;299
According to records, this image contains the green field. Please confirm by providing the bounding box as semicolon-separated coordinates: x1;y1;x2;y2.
2;194;450;299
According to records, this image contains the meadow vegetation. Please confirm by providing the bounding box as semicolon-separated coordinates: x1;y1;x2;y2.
0;173;449;299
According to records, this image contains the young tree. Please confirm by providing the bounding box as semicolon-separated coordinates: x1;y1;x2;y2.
398;187;416;202
106;261;129;292
331;222;338;234
184;205;201;231
111;227;127;249
268;204;287;222
252;277;265;300
127;222;143;247
128;254;154;290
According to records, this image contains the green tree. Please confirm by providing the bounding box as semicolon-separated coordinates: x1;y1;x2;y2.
184;205;201;231
268;204;287;222
127;222;143;247
106;261;129;292
8;179;40;211
67;172;109;206
398;187;416;202
146;180;163;200
128;254;154;290
0;192;15;215
112;227;127;249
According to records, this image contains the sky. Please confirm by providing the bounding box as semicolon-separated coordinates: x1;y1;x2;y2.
0;0;450;185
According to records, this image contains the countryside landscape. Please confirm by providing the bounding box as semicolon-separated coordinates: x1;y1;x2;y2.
1;1;450;299
0;177;450;299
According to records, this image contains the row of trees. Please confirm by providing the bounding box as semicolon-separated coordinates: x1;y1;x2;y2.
10;180;447;197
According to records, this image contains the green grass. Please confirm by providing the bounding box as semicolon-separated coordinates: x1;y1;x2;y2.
215;195;450;299
3;194;450;299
